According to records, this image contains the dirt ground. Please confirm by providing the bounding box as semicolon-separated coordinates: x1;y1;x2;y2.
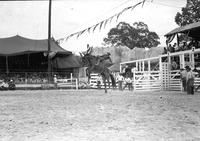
0;90;200;141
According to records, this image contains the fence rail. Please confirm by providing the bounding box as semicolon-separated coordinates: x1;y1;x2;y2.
57;78;78;89
0;72;79;89
1;70;199;92
89;74;112;88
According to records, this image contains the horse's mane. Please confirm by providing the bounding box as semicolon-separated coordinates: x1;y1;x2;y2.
83;54;97;66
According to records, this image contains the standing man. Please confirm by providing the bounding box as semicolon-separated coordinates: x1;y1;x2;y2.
180;68;187;91
53;75;58;89
186;66;195;95
123;75;133;91
116;73;124;91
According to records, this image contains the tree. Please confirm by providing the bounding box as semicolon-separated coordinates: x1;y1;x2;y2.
175;0;200;26
103;22;160;49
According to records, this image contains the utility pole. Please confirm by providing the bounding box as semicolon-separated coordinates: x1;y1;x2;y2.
48;0;52;83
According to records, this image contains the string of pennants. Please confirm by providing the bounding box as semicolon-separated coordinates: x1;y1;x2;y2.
56;0;147;44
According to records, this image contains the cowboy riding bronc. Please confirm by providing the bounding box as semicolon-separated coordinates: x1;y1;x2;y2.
84;44;112;66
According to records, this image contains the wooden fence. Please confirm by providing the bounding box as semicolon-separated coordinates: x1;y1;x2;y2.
56;74;78;90
194;78;200;92
133;71;161;91
89;71;200;92
89;73;112;88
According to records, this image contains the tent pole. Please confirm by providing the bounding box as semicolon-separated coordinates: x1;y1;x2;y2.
177;33;179;47
27;53;30;68
6;56;9;74
48;0;52;83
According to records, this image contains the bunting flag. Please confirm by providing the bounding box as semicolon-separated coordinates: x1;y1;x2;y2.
166;34;175;45
57;0;147;44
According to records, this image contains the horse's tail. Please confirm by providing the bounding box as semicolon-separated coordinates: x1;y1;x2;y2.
109;73;116;88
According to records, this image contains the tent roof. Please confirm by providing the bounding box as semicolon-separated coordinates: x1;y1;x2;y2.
0;35;71;56
165;22;200;39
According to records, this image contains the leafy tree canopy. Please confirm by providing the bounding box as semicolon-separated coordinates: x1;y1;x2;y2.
175;0;200;26
103;22;160;49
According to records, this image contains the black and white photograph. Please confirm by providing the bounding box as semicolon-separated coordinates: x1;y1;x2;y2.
0;0;200;140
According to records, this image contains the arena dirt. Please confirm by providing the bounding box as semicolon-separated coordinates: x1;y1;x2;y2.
0;90;200;141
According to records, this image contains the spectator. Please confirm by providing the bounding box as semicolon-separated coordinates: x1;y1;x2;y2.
188;40;198;49
186;66;195;95
172;43;177;52
163;47;168;54
0;79;8;90
53;75;57;88
116;73;124;91
180;68;187;91
171;59;178;70
167;44;172;52
182;41;188;51
8;79;16;90
123;75;133;91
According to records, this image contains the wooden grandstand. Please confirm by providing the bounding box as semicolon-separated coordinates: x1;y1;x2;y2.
119;22;200;91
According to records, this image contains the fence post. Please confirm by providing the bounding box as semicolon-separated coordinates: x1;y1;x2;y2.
70;73;73;89
76;78;78;90
180;79;183;92
159;58;162;91
25;72;28;90
133;70;135;91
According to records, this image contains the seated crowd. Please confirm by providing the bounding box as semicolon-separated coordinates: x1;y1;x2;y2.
163;40;200;54
0;72;73;85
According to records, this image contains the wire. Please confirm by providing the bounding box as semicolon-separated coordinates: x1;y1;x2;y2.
152;2;183;8
57;0;146;42
57;0;186;42
72;0;133;32
146;0;185;8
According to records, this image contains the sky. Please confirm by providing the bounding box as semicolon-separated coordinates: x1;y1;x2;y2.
0;0;186;53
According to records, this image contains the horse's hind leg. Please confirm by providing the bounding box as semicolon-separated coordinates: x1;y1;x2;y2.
108;79;110;89
105;73;110;89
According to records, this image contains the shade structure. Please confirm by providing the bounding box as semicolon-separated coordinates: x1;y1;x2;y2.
0;35;73;73
0;35;71;56
165;22;200;40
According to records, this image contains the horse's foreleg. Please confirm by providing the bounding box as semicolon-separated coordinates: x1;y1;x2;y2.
88;76;90;84
102;76;107;93
106;73;110;89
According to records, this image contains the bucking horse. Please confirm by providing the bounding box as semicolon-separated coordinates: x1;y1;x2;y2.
80;50;116;93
